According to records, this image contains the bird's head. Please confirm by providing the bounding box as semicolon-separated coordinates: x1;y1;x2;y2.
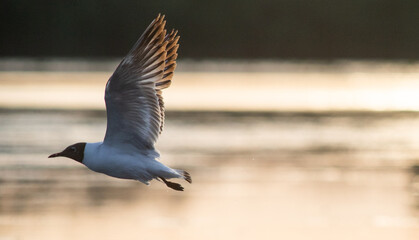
49;142;86;163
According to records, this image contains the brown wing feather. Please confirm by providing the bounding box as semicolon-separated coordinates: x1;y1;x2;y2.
156;29;179;133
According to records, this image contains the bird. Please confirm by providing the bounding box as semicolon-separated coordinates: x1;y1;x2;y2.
49;14;192;191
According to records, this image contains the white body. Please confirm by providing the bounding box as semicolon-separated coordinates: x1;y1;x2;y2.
83;142;181;184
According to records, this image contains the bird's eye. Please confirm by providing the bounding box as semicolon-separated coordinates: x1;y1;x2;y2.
70;147;77;152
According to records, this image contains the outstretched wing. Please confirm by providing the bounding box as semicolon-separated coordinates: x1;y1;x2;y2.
103;14;179;150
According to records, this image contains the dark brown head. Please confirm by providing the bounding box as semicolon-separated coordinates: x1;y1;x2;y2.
49;142;86;163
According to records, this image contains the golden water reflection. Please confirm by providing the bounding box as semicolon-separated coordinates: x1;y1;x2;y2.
0;110;418;239
1;165;417;240
1;63;419;111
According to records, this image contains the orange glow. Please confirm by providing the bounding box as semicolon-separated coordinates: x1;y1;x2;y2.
1;70;419;111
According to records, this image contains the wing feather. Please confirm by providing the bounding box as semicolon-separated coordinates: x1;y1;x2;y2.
103;14;179;150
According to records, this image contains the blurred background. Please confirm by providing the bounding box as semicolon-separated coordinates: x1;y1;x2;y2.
1;1;419;239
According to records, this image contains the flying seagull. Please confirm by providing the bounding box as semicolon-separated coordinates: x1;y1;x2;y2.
49;14;191;191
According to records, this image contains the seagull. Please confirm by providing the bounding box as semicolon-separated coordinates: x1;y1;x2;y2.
49;14;191;191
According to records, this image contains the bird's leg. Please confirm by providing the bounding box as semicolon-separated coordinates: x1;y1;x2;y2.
159;177;184;191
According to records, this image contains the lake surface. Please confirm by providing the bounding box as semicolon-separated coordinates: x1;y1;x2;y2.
1;61;419;111
0;109;418;240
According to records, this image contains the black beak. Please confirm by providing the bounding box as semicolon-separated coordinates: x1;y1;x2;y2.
48;152;62;158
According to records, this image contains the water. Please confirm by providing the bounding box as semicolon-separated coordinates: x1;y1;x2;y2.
2;61;419;111
1;60;419;238
0;110;418;239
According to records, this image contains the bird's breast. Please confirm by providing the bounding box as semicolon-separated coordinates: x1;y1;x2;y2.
83;142;157;180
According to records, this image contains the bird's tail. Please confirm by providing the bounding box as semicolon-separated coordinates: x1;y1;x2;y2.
175;169;192;184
